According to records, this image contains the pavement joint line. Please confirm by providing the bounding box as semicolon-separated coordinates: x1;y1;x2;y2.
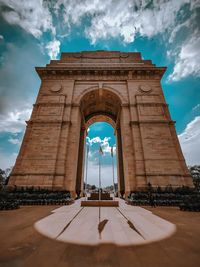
116;207;145;240
55;207;85;239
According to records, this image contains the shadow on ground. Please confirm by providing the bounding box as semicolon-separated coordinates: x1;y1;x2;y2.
0;205;200;267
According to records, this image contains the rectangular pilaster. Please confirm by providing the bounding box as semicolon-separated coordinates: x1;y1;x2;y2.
120;106;136;193
64;106;82;195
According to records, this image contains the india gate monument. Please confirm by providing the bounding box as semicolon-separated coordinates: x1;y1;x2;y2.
8;51;193;197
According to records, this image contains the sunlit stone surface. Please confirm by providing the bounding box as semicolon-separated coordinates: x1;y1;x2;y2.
8;51;193;197
35;198;176;246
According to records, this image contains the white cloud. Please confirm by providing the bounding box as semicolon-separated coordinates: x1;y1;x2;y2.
87;136;102;145
83;0;192;44
0;35;4;41
87;136;115;154
0;0;55;38
0;151;17;169
85;136;117;186
45;39;60;59
0;108;31;133
178;116;200;166
169;34;200;81
192;103;200;112
1;0;199;80
8;137;21;145
0;42;44;115
53;0;199;80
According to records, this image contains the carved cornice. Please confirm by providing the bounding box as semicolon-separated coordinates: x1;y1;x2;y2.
129;120;175;125
136;103;168;107
33;102;168;108
36;67;166;80
11;172;65;176
26;120;72;125
136;174;191;177
122;103;168;107
33;102;82;109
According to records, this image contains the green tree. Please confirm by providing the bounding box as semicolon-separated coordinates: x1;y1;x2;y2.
91;185;96;190
0;169;6;190
0;168;12;190
189;165;200;191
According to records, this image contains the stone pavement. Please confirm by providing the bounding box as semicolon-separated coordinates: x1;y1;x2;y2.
35;198;176;246
1;204;200;267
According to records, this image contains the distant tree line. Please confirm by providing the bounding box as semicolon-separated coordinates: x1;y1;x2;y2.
84;183;118;191
1;166;200;191
188;165;200;191
0;168;12;190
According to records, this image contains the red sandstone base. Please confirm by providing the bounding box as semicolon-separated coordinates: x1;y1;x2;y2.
81;200;119;207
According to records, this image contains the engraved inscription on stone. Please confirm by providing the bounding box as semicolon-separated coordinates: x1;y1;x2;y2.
38;106;62;116
139;105;164;116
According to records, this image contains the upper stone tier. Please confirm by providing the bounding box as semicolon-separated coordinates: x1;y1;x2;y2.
36;50;166;79
47;50;155;67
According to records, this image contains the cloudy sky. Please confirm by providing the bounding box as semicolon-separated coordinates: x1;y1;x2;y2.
0;0;199;186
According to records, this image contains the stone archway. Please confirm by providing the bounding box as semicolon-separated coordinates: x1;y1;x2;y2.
8;51;193;198
75;88;125;197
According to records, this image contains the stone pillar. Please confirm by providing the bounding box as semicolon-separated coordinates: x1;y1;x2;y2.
120;106;136;196
75;126;86;196
64;106;82;197
116;127;125;196
130;122;146;189
52;121;71;189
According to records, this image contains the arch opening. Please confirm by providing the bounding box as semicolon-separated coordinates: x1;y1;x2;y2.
80;88;121;127
75;89;125;197
84;122;118;193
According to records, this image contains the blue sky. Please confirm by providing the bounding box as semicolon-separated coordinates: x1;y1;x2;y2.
0;0;200;186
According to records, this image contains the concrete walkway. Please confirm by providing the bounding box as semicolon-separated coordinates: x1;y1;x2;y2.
34;198;176;246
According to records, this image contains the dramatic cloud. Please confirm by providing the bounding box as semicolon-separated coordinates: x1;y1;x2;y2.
8;137;21;145
0;40;46;115
192;104;200;112
0;151;17;169
53;0;195;45
45;39;60;59
84;135;117;186
52;0;200;79
169;35;200;81
0;108;31;133
85;0;184;44
1;0;200;76
178;116;200;166
0;0;55;38
0;0;59;60
87;136;115;155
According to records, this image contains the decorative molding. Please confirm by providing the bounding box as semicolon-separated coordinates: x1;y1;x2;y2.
26;120;72;125
136;174;191;177
50;84;62;92
129;120;175;126
11;172;65;176
34;103;80;107
139;84;152;93
36;68;166;81
75;84;125;104
121;103;167;107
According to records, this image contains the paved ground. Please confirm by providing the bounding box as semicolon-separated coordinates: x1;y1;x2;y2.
35;198;176;246
0;202;200;267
